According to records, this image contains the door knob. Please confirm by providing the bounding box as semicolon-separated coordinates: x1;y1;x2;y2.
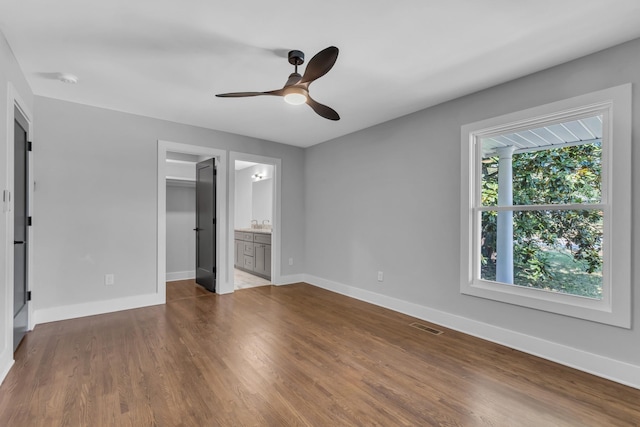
14;241;25;244
193;228;200;231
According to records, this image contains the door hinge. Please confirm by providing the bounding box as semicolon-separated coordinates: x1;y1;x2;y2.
212;218;216;224
27;291;32;301
213;267;216;274
27;141;33;151
2;190;9;213
27;216;32;226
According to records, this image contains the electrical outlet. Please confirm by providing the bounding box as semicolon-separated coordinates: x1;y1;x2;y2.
289;257;294;266
105;274;115;286
377;271;384;282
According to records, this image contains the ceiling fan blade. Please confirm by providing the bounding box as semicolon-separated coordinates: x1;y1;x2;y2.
307;96;340;121
300;46;339;85
216;89;284;98
216;92;266;98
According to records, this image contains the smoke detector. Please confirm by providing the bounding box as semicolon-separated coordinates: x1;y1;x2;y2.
58;73;79;84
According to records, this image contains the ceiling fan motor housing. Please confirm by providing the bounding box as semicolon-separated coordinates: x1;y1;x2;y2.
288;50;305;66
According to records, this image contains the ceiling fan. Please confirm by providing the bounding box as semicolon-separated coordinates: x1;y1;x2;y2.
216;46;340;121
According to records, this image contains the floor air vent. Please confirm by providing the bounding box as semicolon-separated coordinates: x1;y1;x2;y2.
410;322;443;335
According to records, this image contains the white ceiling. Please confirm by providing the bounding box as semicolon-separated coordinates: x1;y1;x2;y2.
1;1;639;148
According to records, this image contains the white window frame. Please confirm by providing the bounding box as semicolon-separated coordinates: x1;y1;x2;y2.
460;84;631;328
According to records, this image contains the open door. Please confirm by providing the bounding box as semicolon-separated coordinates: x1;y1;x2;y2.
13;108;29;350
195;158;216;292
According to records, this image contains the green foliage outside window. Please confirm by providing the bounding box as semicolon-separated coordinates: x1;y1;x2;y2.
481;143;603;298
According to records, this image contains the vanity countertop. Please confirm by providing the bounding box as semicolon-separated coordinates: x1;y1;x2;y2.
235;228;272;235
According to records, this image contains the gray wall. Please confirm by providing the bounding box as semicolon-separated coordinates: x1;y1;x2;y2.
304;38;640;366
234;167;253;229
0;31;34;374
234;164;275;229
252;178;273;226
33;97;306;312
166;183;196;277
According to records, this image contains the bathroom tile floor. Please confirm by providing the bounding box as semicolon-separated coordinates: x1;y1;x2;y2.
234;268;271;289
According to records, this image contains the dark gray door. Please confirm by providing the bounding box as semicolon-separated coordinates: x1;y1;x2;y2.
13;109;29;351
195;158;216;292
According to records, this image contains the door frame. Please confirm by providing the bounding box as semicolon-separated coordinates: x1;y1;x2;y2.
157;140;229;297
5;83;35;352
228;151;282;287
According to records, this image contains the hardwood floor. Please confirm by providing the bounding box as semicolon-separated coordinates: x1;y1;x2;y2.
166;278;211;302
1;282;638;426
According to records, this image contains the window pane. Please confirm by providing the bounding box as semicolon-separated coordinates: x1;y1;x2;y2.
481;115;602;207
480;209;603;299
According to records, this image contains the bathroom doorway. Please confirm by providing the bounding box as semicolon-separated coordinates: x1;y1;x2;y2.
229;152;281;290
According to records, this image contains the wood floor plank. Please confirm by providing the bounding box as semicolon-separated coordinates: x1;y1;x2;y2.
0;281;639;426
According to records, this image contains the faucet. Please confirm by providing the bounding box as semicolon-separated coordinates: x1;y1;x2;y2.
262;220;270;230
251;220;258;229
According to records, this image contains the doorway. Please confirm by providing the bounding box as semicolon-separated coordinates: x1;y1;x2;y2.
13;106;30;351
229;152;282;290
163;153;216;296
233;161;274;289
157;141;228;298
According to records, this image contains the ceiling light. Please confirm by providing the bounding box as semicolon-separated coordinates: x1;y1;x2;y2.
283;87;307;105
58;73;79;84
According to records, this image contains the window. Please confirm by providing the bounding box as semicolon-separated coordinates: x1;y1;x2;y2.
460;85;631;328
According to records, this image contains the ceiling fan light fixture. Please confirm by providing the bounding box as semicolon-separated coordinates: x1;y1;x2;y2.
283;87;307;105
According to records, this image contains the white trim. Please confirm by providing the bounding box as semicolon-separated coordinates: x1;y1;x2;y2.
0;347;14;386
276;274;306;285
166;177;196;186
460;84;632;328
166;271;196;282
476;203;605;212
166;158;198;165
228;152;282;290
157;140;229;296
303;274;640;390
34;293;164;325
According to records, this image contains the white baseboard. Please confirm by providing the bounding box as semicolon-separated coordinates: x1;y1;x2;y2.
276;274;306;286
34;292;165;325
0;347;14;386
166;271;195;282
304;274;640;390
